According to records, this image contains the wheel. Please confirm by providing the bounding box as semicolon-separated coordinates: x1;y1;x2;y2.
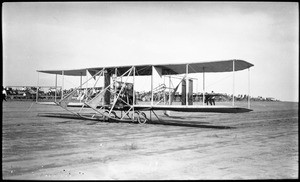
104;110;119;119
130;111;140;123
138;112;148;124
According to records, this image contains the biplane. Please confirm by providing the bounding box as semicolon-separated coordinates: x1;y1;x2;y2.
36;59;254;124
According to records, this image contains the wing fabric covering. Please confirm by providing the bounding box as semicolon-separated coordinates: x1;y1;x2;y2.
37;59;254;76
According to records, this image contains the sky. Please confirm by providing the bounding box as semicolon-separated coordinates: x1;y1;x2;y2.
2;2;299;102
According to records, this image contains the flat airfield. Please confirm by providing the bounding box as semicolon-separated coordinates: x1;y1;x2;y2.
2;101;298;179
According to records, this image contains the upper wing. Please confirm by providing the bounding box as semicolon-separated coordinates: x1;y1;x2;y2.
37;59;254;76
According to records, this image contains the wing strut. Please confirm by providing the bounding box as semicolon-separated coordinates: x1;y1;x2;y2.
202;67;205;105
232;60;235;106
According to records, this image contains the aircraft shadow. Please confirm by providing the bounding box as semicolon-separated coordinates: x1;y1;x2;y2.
38;113;234;129
148;120;234;129
162;114;208;120
162;115;186;119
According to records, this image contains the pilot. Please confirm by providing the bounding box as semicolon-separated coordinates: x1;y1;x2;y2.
126;83;134;105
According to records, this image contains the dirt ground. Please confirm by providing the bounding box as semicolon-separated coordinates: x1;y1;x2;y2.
2;101;298;179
